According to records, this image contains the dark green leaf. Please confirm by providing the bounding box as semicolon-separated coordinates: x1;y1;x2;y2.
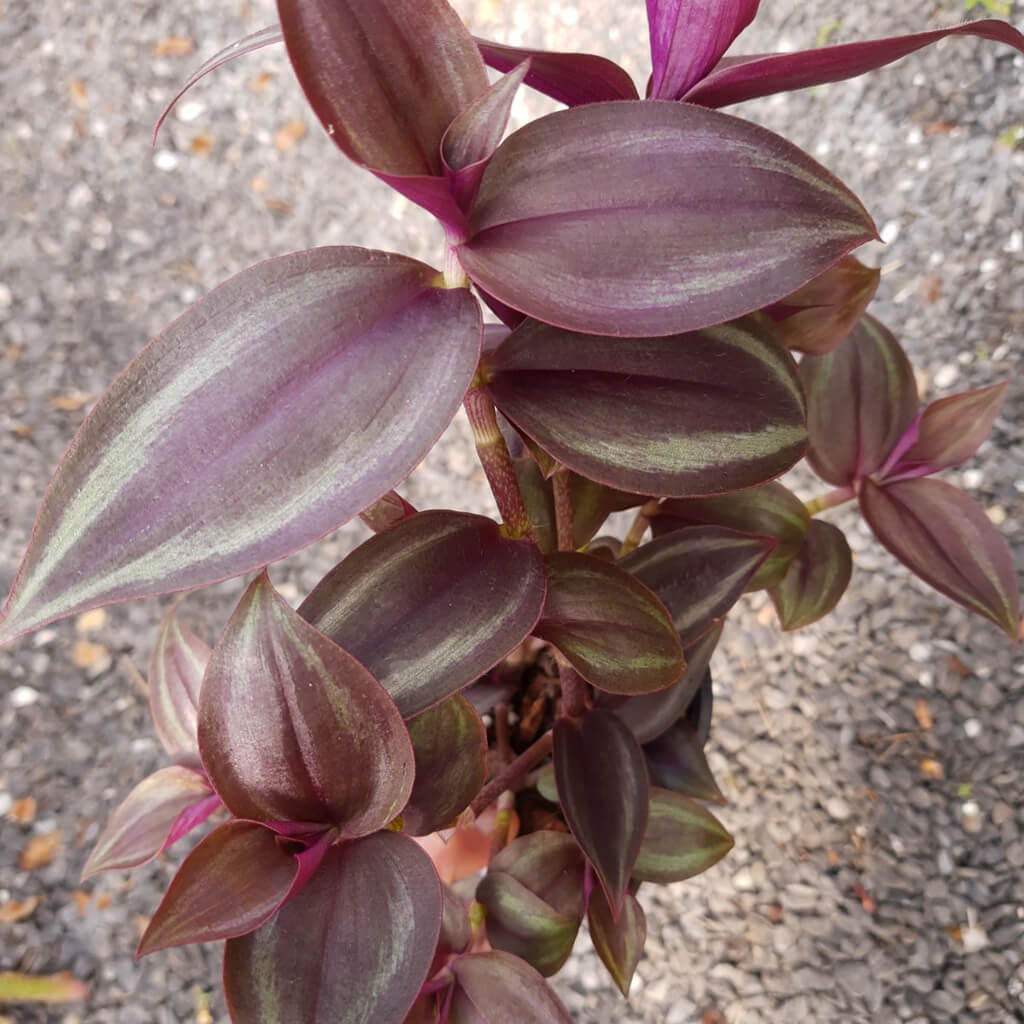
632;788;734;884
448;952;574;1023
587;885;646;997
485;317;807;497
553;709;648;917
769;519;853;629
300;511;546;717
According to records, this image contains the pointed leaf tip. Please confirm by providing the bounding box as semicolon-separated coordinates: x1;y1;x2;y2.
200;573;414;832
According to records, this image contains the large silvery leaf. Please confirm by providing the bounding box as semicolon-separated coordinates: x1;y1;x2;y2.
148;609;208;768
137;821;300;956
200;574;414;832
485;318;806;496
458;101;875;338
647;0;760;100
448;952;574;1024
535;552;684;695
402;696;487;836
299;511;546;717
632;788;734;884
612;626;720;744
860;478;1020;639
682;20;1024;108
475;38;639;106
889;380;1009;478
553;709;648;917
0;248;481;646
81;766;215;879
768;519;852;630
801;313;918;486
225;832;441;1024
623;528;775;646
655;482;810;591
277;0;487;176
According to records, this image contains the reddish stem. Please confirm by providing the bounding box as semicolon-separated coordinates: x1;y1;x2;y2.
470;730;553;815
552;467;574;551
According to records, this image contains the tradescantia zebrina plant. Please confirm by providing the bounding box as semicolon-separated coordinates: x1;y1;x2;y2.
3;0;1023;1020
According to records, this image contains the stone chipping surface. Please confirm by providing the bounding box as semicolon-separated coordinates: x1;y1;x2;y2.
0;0;1022;1021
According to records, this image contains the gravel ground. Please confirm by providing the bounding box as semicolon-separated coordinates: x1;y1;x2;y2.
1;1;1022;1022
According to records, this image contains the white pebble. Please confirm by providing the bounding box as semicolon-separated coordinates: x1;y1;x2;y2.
961;922;988;954
909;642;931;663
176;100;205;122
962;469;984;489
153;150;179;171
9;685;40;708
1003;229;1023;253
826;796;852;821
933;364;958;389
961;800;983;834
0;282;11;309
964;718;982;739
0;793;11;817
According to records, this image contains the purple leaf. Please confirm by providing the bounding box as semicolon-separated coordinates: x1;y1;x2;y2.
644;719;727;805
153;25;284;144
801;313;919;487
485;317;807;496
360;491;418;534
476;832;585;977
760;255;881;356
299;511;546;718
81;765;215;879
224;831;441;1024
646;0;759;100
136;821;300;957
402;696;487;836
277;0;487;176
587;884;646;997
888;380;1009;479
612;625;721;744
0;248;481;647
553;709;649;918
768;518;853;630
443;63;530;212
632;787;734;884
459;101;875;338
654;481;810;591
199;573;414;833
536;552;684;695
622;527;775;646
147;609;208;768
859;478;1020;639
475;37;638;106
448;951;574;1024
429;883;473;977
683;20;1024;108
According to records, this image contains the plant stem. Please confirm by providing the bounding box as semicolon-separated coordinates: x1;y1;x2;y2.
463;386;532;539
803;485;856;516
489;790;516;857
556;655;588;719
470;730;553;815
618;499;660;557
552;467;574;550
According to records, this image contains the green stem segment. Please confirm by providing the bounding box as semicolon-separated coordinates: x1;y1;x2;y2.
804;485;856;516
464;386;532;540
618;499;661;557
470;729;554;815
552;467;574;551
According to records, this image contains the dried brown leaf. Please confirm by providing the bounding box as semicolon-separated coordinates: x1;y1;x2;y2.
914;699;933;731
50;391;92;412
68;79;88;109
7;797;37;826
74;609;106;633
20;831;62;871
274;119;307;151
0;896;40;923
152;36;195;57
